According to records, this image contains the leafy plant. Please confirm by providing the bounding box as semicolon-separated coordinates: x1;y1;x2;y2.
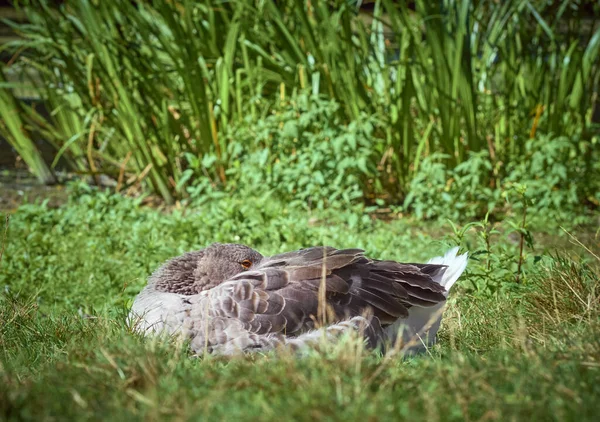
1;0;598;207
215;95;380;210
403;133;599;224
0;67;55;184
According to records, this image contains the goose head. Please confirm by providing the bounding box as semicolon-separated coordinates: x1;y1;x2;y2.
194;243;264;289
152;243;264;294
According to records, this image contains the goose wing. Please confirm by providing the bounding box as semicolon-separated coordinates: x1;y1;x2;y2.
180;247;449;353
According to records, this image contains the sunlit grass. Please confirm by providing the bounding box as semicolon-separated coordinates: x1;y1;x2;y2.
1;191;599;420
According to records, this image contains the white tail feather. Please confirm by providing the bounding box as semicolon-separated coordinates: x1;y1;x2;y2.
385;247;468;354
427;246;469;295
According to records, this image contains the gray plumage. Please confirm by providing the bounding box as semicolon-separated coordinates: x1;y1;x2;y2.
130;243;468;355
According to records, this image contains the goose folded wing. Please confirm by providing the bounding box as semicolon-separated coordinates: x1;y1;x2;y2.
179;247;367;349
181;247;449;352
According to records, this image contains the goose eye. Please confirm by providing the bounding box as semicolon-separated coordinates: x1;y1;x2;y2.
240;260;252;269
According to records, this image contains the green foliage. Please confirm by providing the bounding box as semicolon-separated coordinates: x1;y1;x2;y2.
404;134;600;223
0;68;55;184
503;135;599;214
404;151;500;220
445;213;539;296
202;95;379;209
1;193;600;420
2;0;598;207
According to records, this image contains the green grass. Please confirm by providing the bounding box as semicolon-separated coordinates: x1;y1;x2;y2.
1;1;598;418
1;189;599;420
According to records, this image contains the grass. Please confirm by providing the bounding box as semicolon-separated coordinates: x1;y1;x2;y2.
1;1;598;418
1;188;599;420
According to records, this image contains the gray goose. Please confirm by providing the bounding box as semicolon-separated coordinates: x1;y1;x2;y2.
130;244;468;355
